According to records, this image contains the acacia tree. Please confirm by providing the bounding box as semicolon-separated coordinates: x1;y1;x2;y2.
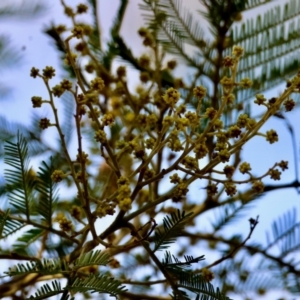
1;0;300;299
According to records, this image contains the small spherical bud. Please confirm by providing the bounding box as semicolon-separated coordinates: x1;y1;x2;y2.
140;72;150;83
278;160;288;171
31;96;42;108
204;107;217;119
167;59;177;70
52;84;64;97
119;197;132;211
284;99;295;112
30;67;39;78
223;56;234;67
193;85;207;99
79;24;93;36
218;149;230;163
239;162;251;174
232;45;244;57
42;66;55;79
254;94;266;105
116;65;126;78
51;170;65;182
181;156;197;169
143;32;155;47
269;169;281;180
75;42;88;54
55;24;67;34
71;205;82;220
144;168;155;180
138;27;148;37
39;118;51;130
64;6;74;17
252;181;264;193
268;97;277;106
163;87;180;106
101;113;114;126
85;62;95;73
224;182;237;196
220;76;233;88
202;268;214;282
237;114;249;128
94;130;107;143
266;129;278;144
76;151;89;163
223;165;235;179
60;79;73;90
77;3;88;14
138;54;151;68
59;217;73;232
240;77;253;88
226;93;235;105
228;125;241;138
206;184;218;196
72;26;83;38
90;77;105;92
170;173;181;184
64;53;77;65
246;118;256;130
193;143;208;159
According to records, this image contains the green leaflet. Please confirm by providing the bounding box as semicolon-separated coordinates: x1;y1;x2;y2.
26;280;64;300
36;158;59;226
153;209;193;252
67;274;127;297
0;209;24;239
73;250;111;270
4;133;34;218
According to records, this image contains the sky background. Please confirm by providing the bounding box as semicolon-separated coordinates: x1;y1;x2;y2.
0;0;299;299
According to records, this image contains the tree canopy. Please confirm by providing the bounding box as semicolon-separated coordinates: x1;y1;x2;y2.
1;0;300;299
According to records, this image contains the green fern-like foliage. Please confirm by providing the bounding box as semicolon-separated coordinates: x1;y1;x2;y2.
4;132;34;218
177;273;232;300
73;250;111;270
0;209;24;238
13;228;45;254
67;274;127;297
153;209;193;252
5;257;68;276
35;158;58;226
27;280;64;300
162;251;205;274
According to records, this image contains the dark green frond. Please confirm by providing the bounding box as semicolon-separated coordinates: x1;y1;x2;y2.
0;209;24;238
5;258;68;276
36;158;59;226
153;210;193;252
27;280;64;300
4;133;34;217
178;273;231;300
73;250;111;270
68;274;127;297
162;251;205;274
14;228;45;253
